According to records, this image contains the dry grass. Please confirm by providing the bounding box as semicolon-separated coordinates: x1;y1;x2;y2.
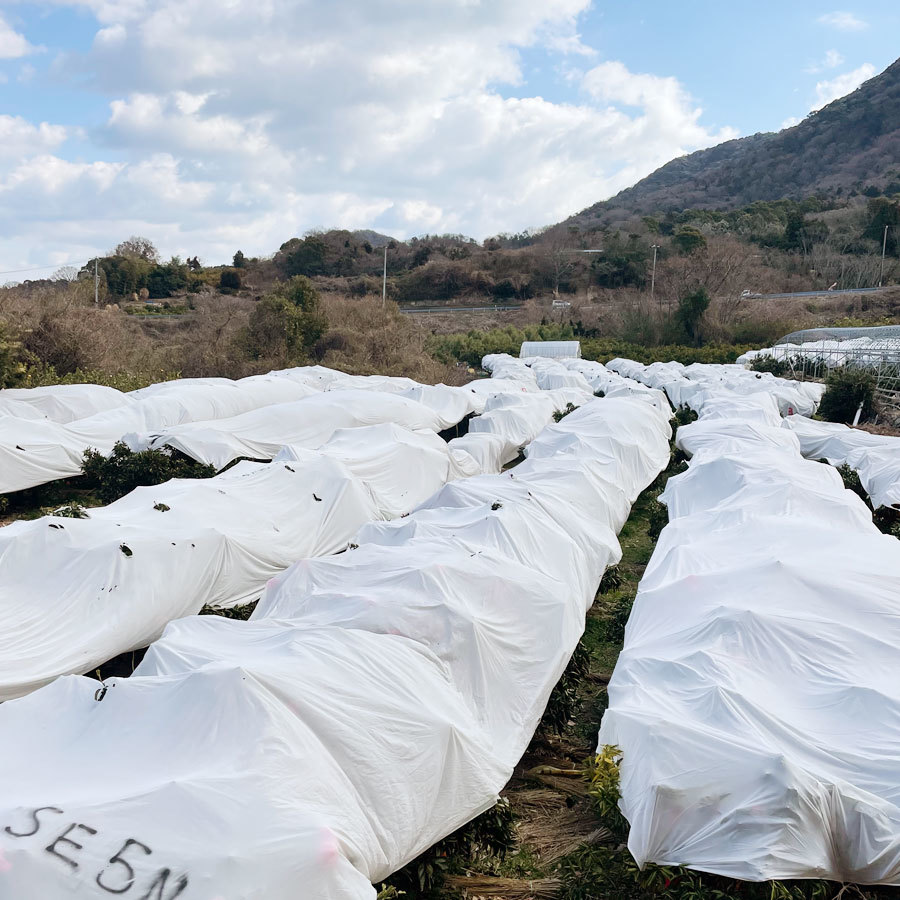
0;282;168;376
317;293;468;383
510;789;612;863
444;875;561;899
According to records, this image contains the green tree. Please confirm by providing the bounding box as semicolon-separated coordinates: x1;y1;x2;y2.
112;236;160;263
97;255;152;296
674;286;710;346
146;258;190;298
591;232;651;288
279;235;328;276
864;198;900;255
242;276;328;361
671;226;707;255
219;268;242;292
232;250;247;268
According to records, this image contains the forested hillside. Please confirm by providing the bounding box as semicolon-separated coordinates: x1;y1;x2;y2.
569;57;900;223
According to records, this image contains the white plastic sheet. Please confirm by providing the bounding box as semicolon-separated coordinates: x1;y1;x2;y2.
0;373;322;494
600;358;900;885
675;418;802;458
141;390;446;469
606;358;824;417
0;425;467;702
0;396;671;899
784;416;900;510
0;384;129;422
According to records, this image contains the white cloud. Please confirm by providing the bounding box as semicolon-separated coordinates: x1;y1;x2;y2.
813;63;876;109
0;0;738;269
0;14;35;59
805;49;844;73
0;116;68;159
781;116;800;129
817;11;868;31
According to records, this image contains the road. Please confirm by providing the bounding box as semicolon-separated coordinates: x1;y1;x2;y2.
400;304;523;314
746;286;892;300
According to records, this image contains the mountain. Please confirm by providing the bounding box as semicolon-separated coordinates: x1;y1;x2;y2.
570;57;900;225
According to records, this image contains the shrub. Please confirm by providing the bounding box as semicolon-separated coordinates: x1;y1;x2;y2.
673;405;698;427
384;799;516;897
834;462;900;538
539;641;592;734
52;503;89;518
553;402;577;422
598;564;622;594
427;323;576;367
22;366;179;392
749;355;789;376
646;498;669;541
219;268;242;292
587;746;629;837
240;276;328;363
595;593;634;645
817;366;876;423
81;442;217;503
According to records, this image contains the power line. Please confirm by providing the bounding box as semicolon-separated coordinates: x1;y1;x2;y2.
0;259;93;277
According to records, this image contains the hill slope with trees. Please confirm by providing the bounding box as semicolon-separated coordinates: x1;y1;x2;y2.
569;57;900;224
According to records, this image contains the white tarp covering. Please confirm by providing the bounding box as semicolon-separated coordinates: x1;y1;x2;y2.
559;359;671;413
675;418;802;458
0;373;325;494
467;355;600;455
0;425;472;702
446;431;521;472
0;369;485;494
0;396;671;899
600;359;900;885
606;357;824;418
783;415;900;510
143;390;446;469
0;384;130;423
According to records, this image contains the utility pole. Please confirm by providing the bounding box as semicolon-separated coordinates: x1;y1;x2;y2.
382;245;387;309
94;258;99;306
880;225;889;287
650;245;659;304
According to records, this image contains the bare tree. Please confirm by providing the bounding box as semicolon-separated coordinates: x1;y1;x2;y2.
52;266;79;283
112;236;160;262
543;232;581;298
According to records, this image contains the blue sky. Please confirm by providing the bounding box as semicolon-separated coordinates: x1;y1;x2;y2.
0;1;896;275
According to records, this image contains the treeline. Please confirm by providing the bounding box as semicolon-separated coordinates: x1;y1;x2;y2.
83;237;247;301
646;195;900;256
61;187;900;311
